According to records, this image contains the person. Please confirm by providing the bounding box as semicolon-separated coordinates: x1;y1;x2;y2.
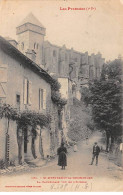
120;143;123;153
73;142;78;152
90;142;100;166
86;135;89;145
57;142;67;170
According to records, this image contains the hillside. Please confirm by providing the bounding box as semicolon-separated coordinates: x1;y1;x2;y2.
68;98;93;142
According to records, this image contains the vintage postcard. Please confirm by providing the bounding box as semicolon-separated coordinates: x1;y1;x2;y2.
0;0;123;192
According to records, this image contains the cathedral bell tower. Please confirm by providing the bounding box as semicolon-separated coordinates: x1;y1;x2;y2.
16;13;46;66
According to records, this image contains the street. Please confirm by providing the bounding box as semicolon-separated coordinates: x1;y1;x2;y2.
0;132;123;192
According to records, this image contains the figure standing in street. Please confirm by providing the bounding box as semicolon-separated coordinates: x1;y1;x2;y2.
57;143;67;170
86;135;89;145
90;142;100;166
73;142;78;152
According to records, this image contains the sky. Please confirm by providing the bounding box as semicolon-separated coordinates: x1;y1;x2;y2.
0;0;123;61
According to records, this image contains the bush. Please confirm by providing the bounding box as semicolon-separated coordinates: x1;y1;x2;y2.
0;160;5;169
51;90;67;108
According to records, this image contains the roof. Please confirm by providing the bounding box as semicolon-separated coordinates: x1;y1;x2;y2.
0;36;55;86
17;13;45;28
4;37;18;44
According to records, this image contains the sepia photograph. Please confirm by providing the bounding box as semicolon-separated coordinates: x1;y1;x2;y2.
0;0;123;192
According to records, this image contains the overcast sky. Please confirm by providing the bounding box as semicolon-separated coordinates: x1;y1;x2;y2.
0;0;123;61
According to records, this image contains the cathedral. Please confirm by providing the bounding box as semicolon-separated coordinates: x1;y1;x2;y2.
7;13;105;100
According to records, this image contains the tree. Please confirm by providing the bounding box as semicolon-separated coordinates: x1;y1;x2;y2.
80;86;91;106
89;59;122;151
0;104;20;166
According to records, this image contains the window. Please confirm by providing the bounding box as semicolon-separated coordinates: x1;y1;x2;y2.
58;110;62;129
39;89;46;110
65;53;68;61
34;43;36;49
82;67;86;75
23;78;32;105
16;94;20;104
53;50;57;57
90;69;94;79
16;94;20;110
58;62;61;74
75;57;77;62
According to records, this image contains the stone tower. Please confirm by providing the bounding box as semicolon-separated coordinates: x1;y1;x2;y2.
16;13;46;66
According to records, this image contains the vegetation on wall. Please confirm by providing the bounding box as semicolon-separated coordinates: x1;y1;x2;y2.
50;76;61;91
49;76;67;110
0;104;51;132
0;103;20;134
0;103;20;120
18;110;51;130
51;90;67;109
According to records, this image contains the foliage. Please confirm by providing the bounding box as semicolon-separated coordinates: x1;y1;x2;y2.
80;86;91;106
106;59;122;81
0;160;5;169
0;104;51;131
50;76;61;91
51;90;67;108
0;103;20;121
89;59;122;141
50;76;67;109
18;110;51;130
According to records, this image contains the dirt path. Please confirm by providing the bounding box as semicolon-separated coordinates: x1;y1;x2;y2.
0;131;123;192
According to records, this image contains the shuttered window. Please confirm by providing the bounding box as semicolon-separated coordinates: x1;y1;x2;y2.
28;80;32;105
39;89;43;110
39;88;46;110
23;78;32;105
0;64;7;98
24;78;27;104
43;89;46;109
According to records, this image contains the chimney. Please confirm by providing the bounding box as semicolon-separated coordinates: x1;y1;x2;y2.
25;49;36;62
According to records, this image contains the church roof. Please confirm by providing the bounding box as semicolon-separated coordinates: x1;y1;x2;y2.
17;13;45;28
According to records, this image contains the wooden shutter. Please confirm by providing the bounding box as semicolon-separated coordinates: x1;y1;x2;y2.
0;64;7;82
39;89;43;110
43;89;46;109
23;78;27;104
0;64;7;98
39;89;41;110
28;80;32;105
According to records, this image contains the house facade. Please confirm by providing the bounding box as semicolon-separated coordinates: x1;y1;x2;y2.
0;36;62;166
